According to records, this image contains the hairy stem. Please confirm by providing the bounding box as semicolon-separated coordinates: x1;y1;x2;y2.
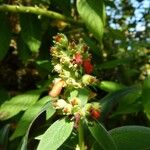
0;4;83;25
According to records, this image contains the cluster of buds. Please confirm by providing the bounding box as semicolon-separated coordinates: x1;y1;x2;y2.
49;33;101;122
50;33;97;88
53;97;101;121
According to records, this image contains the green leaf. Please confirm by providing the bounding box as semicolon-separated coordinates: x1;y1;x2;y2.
36;60;52;72
99;59;131;69
19;101;53;150
0;90;42;120
91;142;104;150
17;35;32;63
68;90;78;101
78;88;89;105
100;86;141;121
37;118;74;150
20;14;41;53
87;121;117;150
77;0;105;41
141;76;150;119
10;96;55;140
111;89;142;117
0;13;11;60
109;126;150;150
98;81;125;92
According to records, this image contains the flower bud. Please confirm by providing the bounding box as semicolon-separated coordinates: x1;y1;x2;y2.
53;33;68;47
49;80;65;97
82;74;97;85
83;59;93;74
84;102;101;119
90;109;101;119
70;97;81;106
63;104;73;115
91;102;101;110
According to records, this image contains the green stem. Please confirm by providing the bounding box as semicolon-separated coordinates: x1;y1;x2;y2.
78;120;85;150
0;4;83;25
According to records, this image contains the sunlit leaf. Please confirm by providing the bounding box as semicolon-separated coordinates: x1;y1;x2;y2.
0;90;42;120
37;118;74;150
77;0;105;41
10;96;55;140
19;101;53;150
98;81;125;92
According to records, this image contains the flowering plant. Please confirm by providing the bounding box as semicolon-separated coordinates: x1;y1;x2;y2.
49;33;101;123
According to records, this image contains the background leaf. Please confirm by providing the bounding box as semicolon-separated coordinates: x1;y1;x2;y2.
10;96;55;140
141;76;150;119
19;101;54;150
37;118;74;150
77;0;105;41
20;14;42;53
0;124;10;150
87;121;117;150
109;126;150;150
100;86;141;121
17;35;32;63
110;89;142;117
0;90;42;120
0;13;11;60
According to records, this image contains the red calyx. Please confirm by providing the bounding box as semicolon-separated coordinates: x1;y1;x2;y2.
90;109;100;120
83;59;93;74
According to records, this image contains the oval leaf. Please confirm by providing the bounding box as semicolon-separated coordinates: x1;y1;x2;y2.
100;86;141;121
10;96;55;140
37;118;74;150
19;101;54;150
87;121;117;150
0;90;42;120
109;126;150;150
77;0;105;41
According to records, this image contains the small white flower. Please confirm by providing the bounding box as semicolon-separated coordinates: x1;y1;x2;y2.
54;99;67;109
54;64;62;73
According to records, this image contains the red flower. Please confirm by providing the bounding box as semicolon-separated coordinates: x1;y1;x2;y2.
83;59;93;74
90;109;101;120
74;53;83;65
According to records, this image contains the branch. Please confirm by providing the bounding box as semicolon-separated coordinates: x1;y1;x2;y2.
0;4;83;25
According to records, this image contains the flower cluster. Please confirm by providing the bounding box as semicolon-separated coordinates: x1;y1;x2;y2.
49;33;101;121
53;96;101;121
50;33;96;88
